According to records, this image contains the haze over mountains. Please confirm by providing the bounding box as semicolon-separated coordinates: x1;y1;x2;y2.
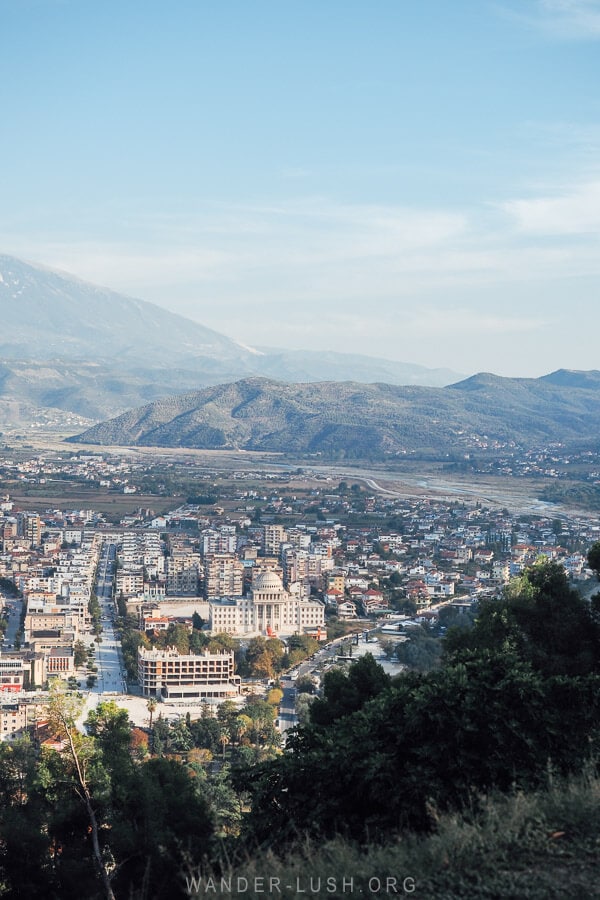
71;370;600;459
0;255;461;425
3;254;600;459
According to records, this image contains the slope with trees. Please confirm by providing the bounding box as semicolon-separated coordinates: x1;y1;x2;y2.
2;560;600;896
239;561;600;844
71;371;600;460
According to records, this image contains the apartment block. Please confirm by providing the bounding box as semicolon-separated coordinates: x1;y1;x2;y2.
137;646;240;699
203;553;244;599
262;524;287;557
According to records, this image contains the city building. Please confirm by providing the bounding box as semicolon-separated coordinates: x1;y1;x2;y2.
262;524;287;557
203;553;244;599
137;646;240;700
209;569;325;637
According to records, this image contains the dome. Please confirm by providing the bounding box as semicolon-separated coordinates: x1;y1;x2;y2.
253;570;283;592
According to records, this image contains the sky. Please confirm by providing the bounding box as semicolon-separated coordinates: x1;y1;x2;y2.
1;0;600;378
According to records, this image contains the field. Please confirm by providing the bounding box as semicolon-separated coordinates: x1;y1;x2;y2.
1;430;588;518
7;488;183;517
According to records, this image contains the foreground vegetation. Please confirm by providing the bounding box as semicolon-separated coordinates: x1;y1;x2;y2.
195;770;600;899
1;560;599;899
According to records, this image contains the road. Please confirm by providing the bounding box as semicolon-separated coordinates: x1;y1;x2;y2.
276;630;379;738
1;590;22;650
0;594;23;653
277;678;298;737
306;463;565;515
89;542;128;695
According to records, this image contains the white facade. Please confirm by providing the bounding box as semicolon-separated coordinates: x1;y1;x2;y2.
209;570;325;637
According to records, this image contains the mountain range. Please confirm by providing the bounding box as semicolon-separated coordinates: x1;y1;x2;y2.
69;370;600;458
5;254;599;460
0;254;461;425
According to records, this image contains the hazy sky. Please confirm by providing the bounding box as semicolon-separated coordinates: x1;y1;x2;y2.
2;0;600;377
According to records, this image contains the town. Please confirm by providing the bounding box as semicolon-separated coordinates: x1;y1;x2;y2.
1;443;599;745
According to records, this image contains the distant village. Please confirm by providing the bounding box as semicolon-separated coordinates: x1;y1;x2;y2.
1;448;599;742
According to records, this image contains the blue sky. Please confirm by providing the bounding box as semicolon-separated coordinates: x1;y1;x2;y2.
1;0;600;377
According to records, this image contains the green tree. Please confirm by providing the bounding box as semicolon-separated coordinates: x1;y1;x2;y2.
208;632;237;653
295;692;316;726
230;713;252;746
295;675;317;694
147;696;158;731
217;700;240;729
309;653;391;726
287;634;319;657
0;737;52;895
110;756;215;898
588;541;600;579
47;685;116;900
245;699;277;747
157;622;190;654
444;560;600;677
73;641;87;667
0;577;21;597
85;701;133;779
189;715;222;753
168;719;193;753
241;651;600;845
189;629;208;653
219;727;230;760
202;764;244;837
394;626;442;672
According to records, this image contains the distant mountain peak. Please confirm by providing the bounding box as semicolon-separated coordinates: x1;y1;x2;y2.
540;369;600;388
0;253;466;426
0;253;244;365
448;372;513;391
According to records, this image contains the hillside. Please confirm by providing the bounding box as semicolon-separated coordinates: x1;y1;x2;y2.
0;254;247;368
0;358;286;422
207;774;600;899
69;370;600;456
0;255;461;427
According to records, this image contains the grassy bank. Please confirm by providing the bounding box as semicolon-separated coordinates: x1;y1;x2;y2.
190;771;600;899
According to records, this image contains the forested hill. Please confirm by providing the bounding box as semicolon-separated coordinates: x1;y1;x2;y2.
69;369;600;456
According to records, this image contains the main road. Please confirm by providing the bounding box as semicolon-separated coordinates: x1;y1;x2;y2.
89;542;128;696
1;587;22;650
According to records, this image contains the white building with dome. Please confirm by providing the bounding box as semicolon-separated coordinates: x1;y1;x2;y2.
208;569;325;637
